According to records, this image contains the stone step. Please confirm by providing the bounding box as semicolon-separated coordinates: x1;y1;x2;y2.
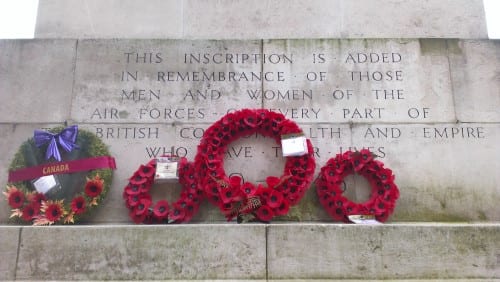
1;223;498;281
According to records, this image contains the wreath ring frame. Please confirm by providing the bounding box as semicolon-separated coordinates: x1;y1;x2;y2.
123;157;204;224
194;108;316;222
315;149;400;223
4;126;114;225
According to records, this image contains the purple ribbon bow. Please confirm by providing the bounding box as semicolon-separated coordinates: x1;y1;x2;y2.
34;125;79;161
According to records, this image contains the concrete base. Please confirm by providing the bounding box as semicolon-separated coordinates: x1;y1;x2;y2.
1;223;498;281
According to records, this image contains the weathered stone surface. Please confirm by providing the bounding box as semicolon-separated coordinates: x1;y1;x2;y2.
449;40;500;122
267;223;500;279
342;0;487;39
71;39;262;124
184;0;343;39
16;225;266;280
0;40;75;123
35;0;488;39
0;227;20;281
0;39;498;225
263;39;455;123
35;0;183;38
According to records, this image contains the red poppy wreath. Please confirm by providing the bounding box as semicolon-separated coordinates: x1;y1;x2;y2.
315;149;400;223
4;126;115;225
194;109;316;223
123;157;203;224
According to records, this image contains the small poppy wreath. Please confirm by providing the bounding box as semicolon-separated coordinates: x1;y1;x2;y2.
315;149;400;223
123;157;203;224
194;109;316;223
4;126;114;225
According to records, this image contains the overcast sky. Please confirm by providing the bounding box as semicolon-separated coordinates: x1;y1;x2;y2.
0;0;499;39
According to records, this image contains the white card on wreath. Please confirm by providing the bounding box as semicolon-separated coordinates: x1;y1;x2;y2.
348;215;382;224
32;175;59;194
281;134;307;157
155;157;179;183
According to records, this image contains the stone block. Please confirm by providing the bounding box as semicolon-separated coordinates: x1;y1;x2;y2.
262;39;455;123
0;227;20;281
16;225;266;280
267;223;500;279
342;0;487;39
449;40;500;122
71;39;262;124
35;0;183;38
184;0;343;39
0;40;75;123
35;0;488;39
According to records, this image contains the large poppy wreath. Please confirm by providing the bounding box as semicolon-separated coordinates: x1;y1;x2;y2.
315;149;400;223
4;126;115;225
194;109;316;223
123;157;203;224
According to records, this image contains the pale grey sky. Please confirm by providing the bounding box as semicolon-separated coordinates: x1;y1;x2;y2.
0;0;499;39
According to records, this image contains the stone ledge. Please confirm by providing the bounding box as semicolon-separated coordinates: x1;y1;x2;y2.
267;223;500;280
0;223;498;280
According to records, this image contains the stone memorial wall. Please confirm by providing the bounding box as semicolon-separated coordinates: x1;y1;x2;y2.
1;0;499;280
1;38;498;223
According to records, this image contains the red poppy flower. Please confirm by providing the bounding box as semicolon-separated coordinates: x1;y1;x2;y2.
71;196;86;215
384;186;400;202
279;120;299;135
376;212;389;222
129;210;147;224
21;204;39;221
29;192;46;208
153;200;169;219
352;154;366;172
255;205;274;222
365;160;384;173
124;184;141;195
169;203;186;222
45;202;64;222
84;177;104;198
267;190;284;208
129;173;148;185
229;175;242;189
138;164;155;178
359;148;374;162
241;182;258;196
265;176;280;189
243;111;260;128
379;168;395;183
256;186;272;202
273;199;290;216
8;190;25;208
220;187;241;204
181;200;197;221
126;194;140;207
134;198;152;216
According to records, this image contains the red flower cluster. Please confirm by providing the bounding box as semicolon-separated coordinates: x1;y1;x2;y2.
3;174;105;225
315;149;400;223
123;157;203;224
194;109;316;222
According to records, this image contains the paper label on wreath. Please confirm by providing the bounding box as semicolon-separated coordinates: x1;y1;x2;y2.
31;175;61;195
281;133;307;157
348;215;382;224
155;156;179;183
